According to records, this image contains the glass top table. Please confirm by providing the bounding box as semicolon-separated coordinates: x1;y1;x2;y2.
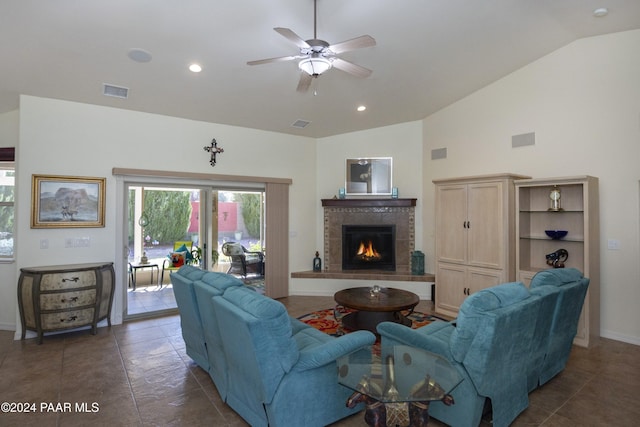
337;344;463;427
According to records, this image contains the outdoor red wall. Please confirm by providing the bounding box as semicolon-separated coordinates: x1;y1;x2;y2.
218;202;238;232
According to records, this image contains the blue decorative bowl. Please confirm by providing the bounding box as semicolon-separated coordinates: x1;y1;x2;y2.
545;230;568;240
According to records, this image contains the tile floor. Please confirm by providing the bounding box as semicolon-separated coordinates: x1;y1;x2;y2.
1;295;639;426
127;284;178;316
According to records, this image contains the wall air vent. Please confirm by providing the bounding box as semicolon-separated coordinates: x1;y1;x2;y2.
512;132;535;148
103;84;129;99
291;119;311;129
431;147;447;160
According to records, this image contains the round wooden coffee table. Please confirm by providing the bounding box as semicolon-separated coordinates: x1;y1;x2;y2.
334;287;420;333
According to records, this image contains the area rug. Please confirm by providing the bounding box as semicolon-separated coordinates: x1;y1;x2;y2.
297;306;439;337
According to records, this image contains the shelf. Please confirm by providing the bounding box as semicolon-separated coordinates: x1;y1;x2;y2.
519;236;584;242
519;209;584;213
291;270;434;283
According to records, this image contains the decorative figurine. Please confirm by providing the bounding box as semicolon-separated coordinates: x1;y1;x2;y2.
313;251;322;271
546;248;568;268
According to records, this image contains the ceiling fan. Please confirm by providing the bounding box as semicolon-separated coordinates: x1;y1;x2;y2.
247;0;376;92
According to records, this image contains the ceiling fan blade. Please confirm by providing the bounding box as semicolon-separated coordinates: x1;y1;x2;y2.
329;35;376;54
274;27;310;49
331;58;372;78
296;72;313;92
247;55;299;66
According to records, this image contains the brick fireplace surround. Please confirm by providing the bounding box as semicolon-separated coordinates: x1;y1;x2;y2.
291;198;435;283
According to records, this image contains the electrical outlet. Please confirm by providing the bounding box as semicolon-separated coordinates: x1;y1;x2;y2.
40;239;49;249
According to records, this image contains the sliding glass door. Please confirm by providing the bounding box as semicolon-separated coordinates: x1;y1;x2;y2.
126;185;204;318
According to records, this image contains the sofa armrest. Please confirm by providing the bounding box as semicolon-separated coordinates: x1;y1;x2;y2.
377;321;454;360
294;330;376;371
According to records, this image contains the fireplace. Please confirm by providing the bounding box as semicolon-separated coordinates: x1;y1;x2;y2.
321;198;416;274
342;225;396;271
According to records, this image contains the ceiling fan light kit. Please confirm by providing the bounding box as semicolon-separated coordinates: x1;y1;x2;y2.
298;56;332;75
247;0;375;92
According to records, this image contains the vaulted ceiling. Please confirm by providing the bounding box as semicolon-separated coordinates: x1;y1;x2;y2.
2;1;639;138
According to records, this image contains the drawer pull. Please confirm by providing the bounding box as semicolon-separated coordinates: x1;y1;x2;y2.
61;296;79;303
62;277;80;283
60;315;78;323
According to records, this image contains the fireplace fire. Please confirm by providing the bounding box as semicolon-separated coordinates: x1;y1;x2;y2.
342;225;396;271
356;240;382;261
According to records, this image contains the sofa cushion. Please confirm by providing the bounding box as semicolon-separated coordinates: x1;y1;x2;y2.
528;268;589;385
529;267;583;289
170;266;210;370
221;286;299;374
199;271;245;291
451;281;530;361
177;264;208;281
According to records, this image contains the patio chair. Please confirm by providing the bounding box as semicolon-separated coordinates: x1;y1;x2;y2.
221;242;264;278
161;241;194;285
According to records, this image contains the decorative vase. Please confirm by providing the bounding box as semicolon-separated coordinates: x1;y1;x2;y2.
313;251;322;271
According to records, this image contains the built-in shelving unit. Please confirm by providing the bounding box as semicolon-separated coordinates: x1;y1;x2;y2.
515;176;600;347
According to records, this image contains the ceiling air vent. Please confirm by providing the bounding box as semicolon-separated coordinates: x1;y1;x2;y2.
291;119;311;129
103;84;129;99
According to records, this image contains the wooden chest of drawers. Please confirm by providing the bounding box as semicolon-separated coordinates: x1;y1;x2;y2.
18;262;115;344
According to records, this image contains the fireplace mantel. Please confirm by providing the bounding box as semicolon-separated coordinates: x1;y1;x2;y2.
321;198;416;208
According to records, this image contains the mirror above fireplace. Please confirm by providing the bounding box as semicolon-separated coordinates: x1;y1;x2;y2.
345;157;392;195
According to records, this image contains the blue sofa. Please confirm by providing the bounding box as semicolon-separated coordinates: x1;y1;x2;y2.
377;268;589;427
171;266;377;427
529;268;590;387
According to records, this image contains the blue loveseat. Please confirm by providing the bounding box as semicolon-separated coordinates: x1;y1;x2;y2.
171;266;377;427
377;268;589;427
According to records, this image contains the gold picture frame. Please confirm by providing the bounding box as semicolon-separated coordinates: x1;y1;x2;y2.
345;157;393;195
31;174;106;228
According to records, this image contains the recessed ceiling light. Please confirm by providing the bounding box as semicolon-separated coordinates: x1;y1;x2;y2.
128;48;152;63
189;63;202;73
593;8;608;17
357;105;366;112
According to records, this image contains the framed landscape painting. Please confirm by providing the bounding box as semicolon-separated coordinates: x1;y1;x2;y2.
31;175;106;228
345;157;393;195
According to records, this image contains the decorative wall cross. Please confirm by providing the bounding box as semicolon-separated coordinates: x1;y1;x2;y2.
203;138;224;167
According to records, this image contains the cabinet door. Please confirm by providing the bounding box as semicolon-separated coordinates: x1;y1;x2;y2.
436;264;505;317
467;182;504;269
436;184;468;264
435;263;467;316
467;267;505;294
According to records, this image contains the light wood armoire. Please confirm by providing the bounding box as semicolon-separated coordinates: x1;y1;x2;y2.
434;173;530;318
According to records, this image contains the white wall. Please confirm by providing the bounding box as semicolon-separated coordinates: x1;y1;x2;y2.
422;29;640;345
0;110;19;329
9;96;315;332
288;121;427;297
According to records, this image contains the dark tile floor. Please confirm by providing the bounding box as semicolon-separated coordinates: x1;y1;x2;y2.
1;295;638;426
